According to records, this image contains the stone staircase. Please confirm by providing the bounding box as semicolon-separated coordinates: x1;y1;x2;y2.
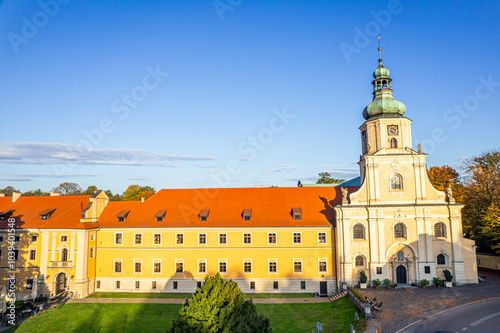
329;291;347;302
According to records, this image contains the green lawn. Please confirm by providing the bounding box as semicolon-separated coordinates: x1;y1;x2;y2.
6;299;365;333
247;293;314;298
87;292;193;299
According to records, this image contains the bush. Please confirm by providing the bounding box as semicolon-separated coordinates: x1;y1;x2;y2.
433;277;443;286
420;279;429;287
349;286;367;303
372;279;381;287
359;270;368;283
443;269;453;282
169;273;271;333
383;279;391;287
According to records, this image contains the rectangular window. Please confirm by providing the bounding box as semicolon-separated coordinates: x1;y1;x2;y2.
115;233;122;245
268;233;276;244
154;261;161;273
268;261;277;273
424;266;430;274
273;281;279;290
135;261;142;273
114;261;122;273
173;281;178;290
199;233;206;245
176;234;184;245
197;281;202;289
152;281;157;289
301;281;306;290
30;235;38;242
377;267;382;274
154;233;161;245
135;234;142;245
318;232;326;244
0;249;2;259
29;249;36;261
243;233;251;245
26;278;34;291
97;280;101;289
116;281;120;289
135;281;140;289
0;236;3;242
294;260;302;273
176;261;183;273
60;236;67;242
13;249;19;261
293;233;301;244
219;261;227;273
244;261;252;273
90;247;94;258
250;281;255;290
219;233;227;245
318;260;327;273
198;261;206;274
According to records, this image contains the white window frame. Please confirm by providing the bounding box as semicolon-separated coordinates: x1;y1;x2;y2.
243;259;252;274
218;259;228;275
268;259;278;274
218;233;227;246
28;249;37;261
152;259;162;274
293;232;302;245
353;223;366;240
355;255;365;267
243;233;252;246
318;258;328;274
152;233;162;246
317;232;327;244
114;232;123;246
176;233;184;246
175;259;184;274
113;259;123;274
133;259;143;274
198;233;207;246
267;232;277;246
89;246;94;258
197;259;207;274
436;253;448;266
60;235;68;243
392;222;408;241
30;234;38;243
293;258;303;274
134;233;143;246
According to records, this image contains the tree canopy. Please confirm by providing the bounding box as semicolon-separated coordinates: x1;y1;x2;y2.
123;185;156;201
169;273;271;333
316;172;344;184
52;182;83;196
0;186;20;196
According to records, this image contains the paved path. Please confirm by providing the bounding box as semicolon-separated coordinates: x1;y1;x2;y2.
398;298;500;332
67;297;330;304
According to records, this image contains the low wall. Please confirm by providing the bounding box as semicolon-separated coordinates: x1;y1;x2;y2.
347;288;371;319
477;253;500;271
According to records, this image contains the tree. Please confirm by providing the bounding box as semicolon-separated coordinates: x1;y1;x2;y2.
82;185;98;195
0;186;20;196
22;189;48;196
104;190;123;201
123;185;156;201
427;165;460;191
316;172;344;184
52;182;82;196
169;273;271;333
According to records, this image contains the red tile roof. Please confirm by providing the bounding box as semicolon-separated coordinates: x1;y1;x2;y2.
98;186;359;228
0;196;97;229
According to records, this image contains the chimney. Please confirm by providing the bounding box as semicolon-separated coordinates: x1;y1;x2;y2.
12;192;21;203
141;197;145;203
50;192;60;196
0;193;5;197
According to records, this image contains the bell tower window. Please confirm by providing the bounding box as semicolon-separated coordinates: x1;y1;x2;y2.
390;173;403;190
390;138;398;148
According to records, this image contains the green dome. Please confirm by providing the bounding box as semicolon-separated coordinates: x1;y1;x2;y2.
363;91;406;119
373;63;390;78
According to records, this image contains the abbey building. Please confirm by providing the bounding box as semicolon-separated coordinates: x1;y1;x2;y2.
0;48;477;300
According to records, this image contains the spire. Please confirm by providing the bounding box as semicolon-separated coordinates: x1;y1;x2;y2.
362;38;406;120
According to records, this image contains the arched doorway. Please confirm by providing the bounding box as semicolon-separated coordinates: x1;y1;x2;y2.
55;273;67;295
396;265;407;284
61;248;68;262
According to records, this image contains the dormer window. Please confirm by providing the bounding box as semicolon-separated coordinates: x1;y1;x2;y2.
0;210;15;220
292;208;302;220
242;209;252;221
117;210;130;222
155;210;166;222
39;208;56;220
199;209;209;221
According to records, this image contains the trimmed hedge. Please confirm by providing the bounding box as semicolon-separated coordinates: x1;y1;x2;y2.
349;286;367;303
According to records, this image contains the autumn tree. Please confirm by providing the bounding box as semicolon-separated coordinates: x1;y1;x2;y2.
82;185;98;195
427;165;463;202
123;185;156;201
52;182;82;195
169;273;271;333
316;172;344;184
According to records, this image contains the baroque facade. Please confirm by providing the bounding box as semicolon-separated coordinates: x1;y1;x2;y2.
0;48;477;300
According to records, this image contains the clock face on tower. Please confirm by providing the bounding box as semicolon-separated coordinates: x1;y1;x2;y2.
387;125;399;136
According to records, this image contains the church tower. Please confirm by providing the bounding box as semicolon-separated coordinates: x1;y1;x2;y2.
334;40;478;289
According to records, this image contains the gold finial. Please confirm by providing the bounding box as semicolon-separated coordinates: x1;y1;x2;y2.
377;35;382;63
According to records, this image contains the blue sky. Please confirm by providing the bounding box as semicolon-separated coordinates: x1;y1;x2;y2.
0;0;499;194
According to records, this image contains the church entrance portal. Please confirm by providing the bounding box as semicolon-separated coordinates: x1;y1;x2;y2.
55;273;67;295
396;265;407;284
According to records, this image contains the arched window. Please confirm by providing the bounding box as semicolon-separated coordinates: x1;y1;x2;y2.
391;173;403;190
353;224;365;239
394;223;406;239
61;248;68;262
355;255;364;267
434;222;446;238
390;138;398;148
437;254;446;265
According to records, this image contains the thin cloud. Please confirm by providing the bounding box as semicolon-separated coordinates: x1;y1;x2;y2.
0;142;217;167
0;178;32;182
16;174;101;178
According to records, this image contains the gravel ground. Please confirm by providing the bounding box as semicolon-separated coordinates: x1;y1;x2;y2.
357;269;500;333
